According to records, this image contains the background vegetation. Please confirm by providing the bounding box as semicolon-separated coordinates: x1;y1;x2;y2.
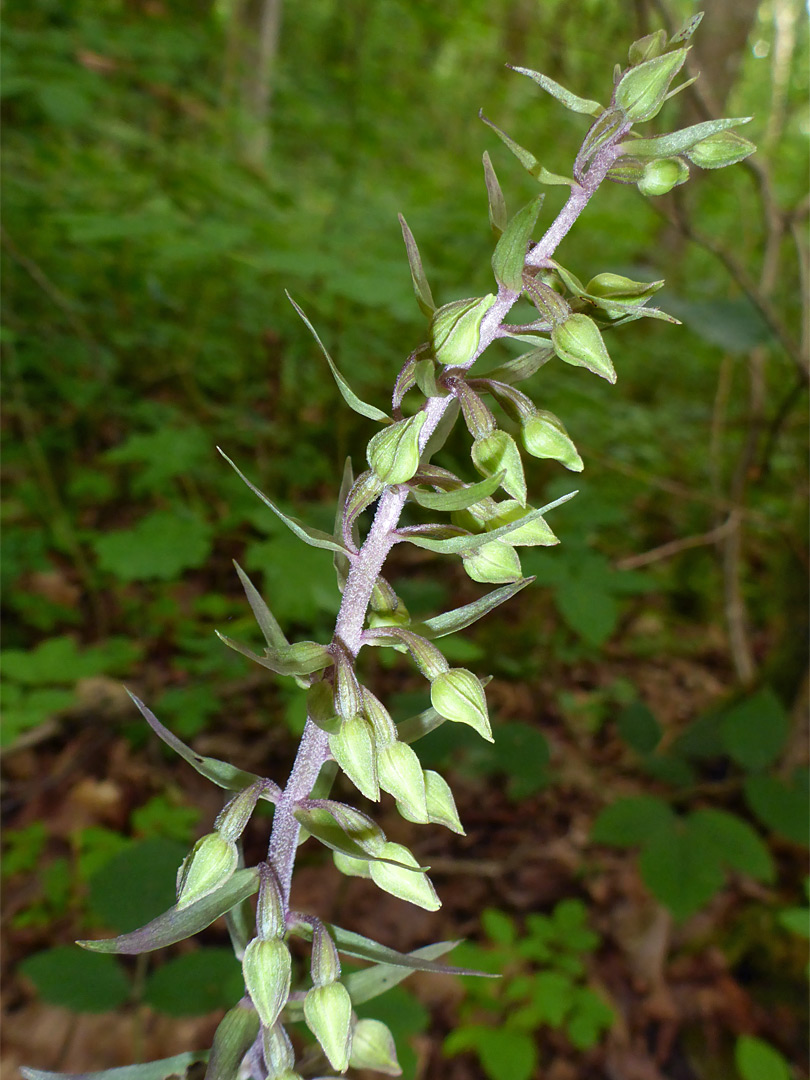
2;0;807;1077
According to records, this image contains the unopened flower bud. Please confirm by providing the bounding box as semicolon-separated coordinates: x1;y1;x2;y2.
367;413;426;486
637;157;689;196
329;716;380;801
552;313;616;383
430;294;497;367
521;412;583;472
262;1021;295;1077
310;922;341;987
430;668;492;742
462;540;522;584
242;937;292;1028
370;842;441;910
614;48;687;122
485;501;559;547
361;686;398;746
256;868;286;940
423;770;465;834
215;782;262;842
686;130;756;169
585;273;662;303
349;1018;402;1076
628;28;667;65
304;981;353;1073
378;742;428;823
176;832;238;908
471;430;527;505
206;1001;260;1080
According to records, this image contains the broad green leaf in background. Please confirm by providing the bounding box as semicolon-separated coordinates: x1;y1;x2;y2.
143;947;243;1016
92;510;213;582
638;818;726;921
720;687;790;771
590;795;675;847
87;837;188;934
20;946;131;1013
744;770;810;847
735;1035;792;1080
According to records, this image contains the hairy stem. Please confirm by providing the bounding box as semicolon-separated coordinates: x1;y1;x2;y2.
266;112;630;909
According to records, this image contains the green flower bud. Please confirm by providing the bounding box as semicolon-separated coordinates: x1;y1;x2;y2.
378;741;428;823
462;540;522;584
430;294;497;367
368;599;410;632
256;868;285;940
329;716;380;801
485;500;559;547
551;313;616;383
215;782;262;842
430;668;492;742
306;680;341;735
262;1021;295;1077
367;413;427;486
361;686;398;746
333;850;371;879
207;1001;260;1080
628;28;667;65
685;130;756;169
423;770;464;834
451;497;498;534
310;922;341;988
471;430;527;505
637;156;689;196
349;1018;402;1076
369;842;441;911
585;273;663;304
521;412;583;472
176;832;238;908
304;981;353;1073
614;48;687;122
242;937;292;1028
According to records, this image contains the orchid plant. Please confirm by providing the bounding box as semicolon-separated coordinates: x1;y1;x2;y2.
22;13;754;1080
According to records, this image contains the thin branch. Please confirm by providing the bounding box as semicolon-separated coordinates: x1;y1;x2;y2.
615;515;737;570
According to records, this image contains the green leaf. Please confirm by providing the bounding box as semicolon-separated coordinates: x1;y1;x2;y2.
491;195;545;292
509;65;603;116
77;867;260;954
447;1026;536;1080
744;771;810;847
531;969;575;1026
735;1036;792;1080
481;908;516;946
293;805;422;869
396;701;448;744
688;808;775;883
482;151;507;237
20;946;131;1013
232;561;289;652
218;449;351;555
286;293;390;422
639;818;725;921
590;795;675;847
720;687;790;771
398;214;436;317
127;691;266;793
555;578;618;646
408;471;505;511
87;837;187;934
92;510;213;582
20;1054;208;1080
415;578;533;640
617;702;661;754
622;116;752;159
403;493;576;554
566;988;614;1049
342;942;459;1007
143;947;243;1016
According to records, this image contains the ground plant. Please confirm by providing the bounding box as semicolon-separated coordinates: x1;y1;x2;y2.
11;7;801;1080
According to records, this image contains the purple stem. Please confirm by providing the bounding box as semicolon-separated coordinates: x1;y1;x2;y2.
265;112;631;910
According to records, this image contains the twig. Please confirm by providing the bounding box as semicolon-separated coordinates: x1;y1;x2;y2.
615;515;736;571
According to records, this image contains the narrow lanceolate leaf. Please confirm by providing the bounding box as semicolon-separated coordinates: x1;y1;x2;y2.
344;943;460;1008
401;503;566;554
408;471;505;511
21;1054;209;1080
126;692;268;795
414;578;533;639
508;66;603;116
291;923;495;979
482;151;507;237
670;10;704;44
398;214;437;317
233;561;289;652
293;806;425;870
219;449;352;555
621;116;752;159
77;868;260;954
334;456;358;578
480;113;577;189
205;1002;260;1080
215;632;332;678
287;293;390;422
491;194;545;292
